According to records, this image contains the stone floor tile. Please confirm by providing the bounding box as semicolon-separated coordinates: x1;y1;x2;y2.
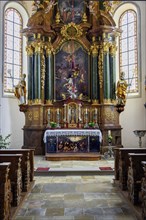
64;208;83;216
25;208;46;216
14;217;34;220
45;208;64;216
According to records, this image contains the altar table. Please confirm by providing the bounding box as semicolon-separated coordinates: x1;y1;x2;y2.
43;129;102;154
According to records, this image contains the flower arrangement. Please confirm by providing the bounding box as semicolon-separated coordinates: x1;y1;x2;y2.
0;134;11;149
108;135;113;143
50;122;57;128
88;122;95;128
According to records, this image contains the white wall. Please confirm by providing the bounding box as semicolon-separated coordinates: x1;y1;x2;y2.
114;1;146;148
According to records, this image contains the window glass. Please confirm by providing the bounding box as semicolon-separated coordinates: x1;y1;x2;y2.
119;10;138;94
4;8;22;95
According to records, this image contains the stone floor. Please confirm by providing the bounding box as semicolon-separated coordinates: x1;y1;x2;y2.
13;156;141;220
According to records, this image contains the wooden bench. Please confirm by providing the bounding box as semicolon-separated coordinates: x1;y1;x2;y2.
0;149;33;192
21;148;35;182
141;161;146;219
0;162;11;220
113;146;123;180
0;154;22;207
118;148;146;190
127;153;146;205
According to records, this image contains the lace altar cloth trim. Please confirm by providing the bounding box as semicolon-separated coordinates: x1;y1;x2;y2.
43;129;102;143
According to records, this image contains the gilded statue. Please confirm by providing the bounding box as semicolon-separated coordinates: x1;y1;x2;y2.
14;74;26;105
116;72;128;105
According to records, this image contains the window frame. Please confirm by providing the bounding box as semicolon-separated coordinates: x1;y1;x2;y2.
114;2;141;99
2;1;28;98
3;7;23;96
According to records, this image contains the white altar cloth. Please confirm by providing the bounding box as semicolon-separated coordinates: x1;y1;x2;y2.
43;129;102;143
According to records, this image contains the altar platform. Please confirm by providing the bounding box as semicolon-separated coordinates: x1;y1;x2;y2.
34;155;114;176
45;152;101;161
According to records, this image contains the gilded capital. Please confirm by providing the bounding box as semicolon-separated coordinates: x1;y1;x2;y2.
110;44;117;56
26;44;34;56
103;42;110;53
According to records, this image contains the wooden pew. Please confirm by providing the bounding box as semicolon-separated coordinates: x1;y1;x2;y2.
21;147;35;182
141;161;146;219
0;154;22;207
118;148;146;190
114;146;123;180
127;153;146;205
0;162;11;220
0;149;32;192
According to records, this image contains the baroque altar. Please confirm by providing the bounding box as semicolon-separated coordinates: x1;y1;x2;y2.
44;129;102;155
18;0;123;155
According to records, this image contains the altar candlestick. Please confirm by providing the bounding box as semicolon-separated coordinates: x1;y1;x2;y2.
95;108;97;114
108;130;111;136
48;108;50;115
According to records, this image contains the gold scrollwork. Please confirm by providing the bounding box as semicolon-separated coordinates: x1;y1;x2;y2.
61;22;83;40
28;111;33;121
41;53;45;99
104;108;118;123
98;44;103;89
33;111;39;121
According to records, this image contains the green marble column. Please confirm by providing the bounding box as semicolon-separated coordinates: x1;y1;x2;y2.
26;44;34;101
109;53;116;100
45;53;54;101
103;52;110;100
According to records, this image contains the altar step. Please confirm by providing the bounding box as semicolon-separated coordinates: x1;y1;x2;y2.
45;152;101;161
34;169;114;176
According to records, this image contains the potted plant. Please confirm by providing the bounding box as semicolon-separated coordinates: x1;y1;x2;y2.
0;134;11;149
50;122;57;129
88;122;95;128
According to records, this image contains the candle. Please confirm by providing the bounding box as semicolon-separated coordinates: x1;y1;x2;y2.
57;108;59;114
108;130;111;136
48;108;50;115
85;108;88;114
95;108;97;114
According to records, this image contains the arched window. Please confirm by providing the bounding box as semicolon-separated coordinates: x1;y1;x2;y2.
4;8;23;96
119;9;139;95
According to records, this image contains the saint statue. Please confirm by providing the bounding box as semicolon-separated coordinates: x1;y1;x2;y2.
116;72;128;105
14;74;26;105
